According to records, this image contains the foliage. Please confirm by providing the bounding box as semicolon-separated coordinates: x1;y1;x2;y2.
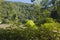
0;22;60;40
26;20;38;30
26;20;35;27
38;22;60;40
45;18;55;23
0;1;59;24
0;0;60;40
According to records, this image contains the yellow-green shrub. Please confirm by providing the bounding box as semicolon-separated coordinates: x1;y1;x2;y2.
41;22;60;30
39;22;60;40
26;20;38;30
26;20;35;26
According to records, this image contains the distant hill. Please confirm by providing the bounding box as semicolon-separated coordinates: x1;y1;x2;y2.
0;1;36;23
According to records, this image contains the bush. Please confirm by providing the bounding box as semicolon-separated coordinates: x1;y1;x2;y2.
39;22;60;40
45;18;55;23
0;22;60;40
0;26;39;40
26;20;35;27
26;20;38;30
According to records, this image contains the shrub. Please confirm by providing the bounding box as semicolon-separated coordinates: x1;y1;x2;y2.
45;18;55;23
0;26;39;40
26;20;35;26
0;22;60;40
26;20;38;30
39;22;60;40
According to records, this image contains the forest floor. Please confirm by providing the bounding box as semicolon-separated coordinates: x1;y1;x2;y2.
0;24;26;29
0;24;11;29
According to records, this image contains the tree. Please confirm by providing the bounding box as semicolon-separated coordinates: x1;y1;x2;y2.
31;0;42;5
31;0;50;8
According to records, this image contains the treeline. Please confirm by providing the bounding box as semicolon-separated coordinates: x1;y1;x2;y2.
0;2;32;23
0;1;55;25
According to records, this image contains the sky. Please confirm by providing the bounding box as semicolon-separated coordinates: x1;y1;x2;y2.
6;0;32;3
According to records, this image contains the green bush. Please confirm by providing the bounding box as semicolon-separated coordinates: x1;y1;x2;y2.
0;22;60;40
0;26;39;40
35;18;55;26
45;18;55;23
26;20;38;30
39;22;60;40
26;20;35;27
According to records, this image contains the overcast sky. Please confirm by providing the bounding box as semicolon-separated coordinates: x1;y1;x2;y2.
6;0;31;3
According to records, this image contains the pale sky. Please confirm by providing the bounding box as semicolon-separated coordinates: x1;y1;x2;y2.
6;0;31;3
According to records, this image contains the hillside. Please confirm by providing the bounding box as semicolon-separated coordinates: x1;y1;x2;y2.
0;0;60;40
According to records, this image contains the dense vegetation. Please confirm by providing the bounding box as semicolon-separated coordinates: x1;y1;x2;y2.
0;0;60;40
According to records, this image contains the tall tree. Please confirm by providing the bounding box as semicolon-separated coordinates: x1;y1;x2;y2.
31;0;42;5
31;0;52;8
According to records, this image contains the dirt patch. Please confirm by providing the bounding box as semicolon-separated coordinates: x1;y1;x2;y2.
0;24;11;29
